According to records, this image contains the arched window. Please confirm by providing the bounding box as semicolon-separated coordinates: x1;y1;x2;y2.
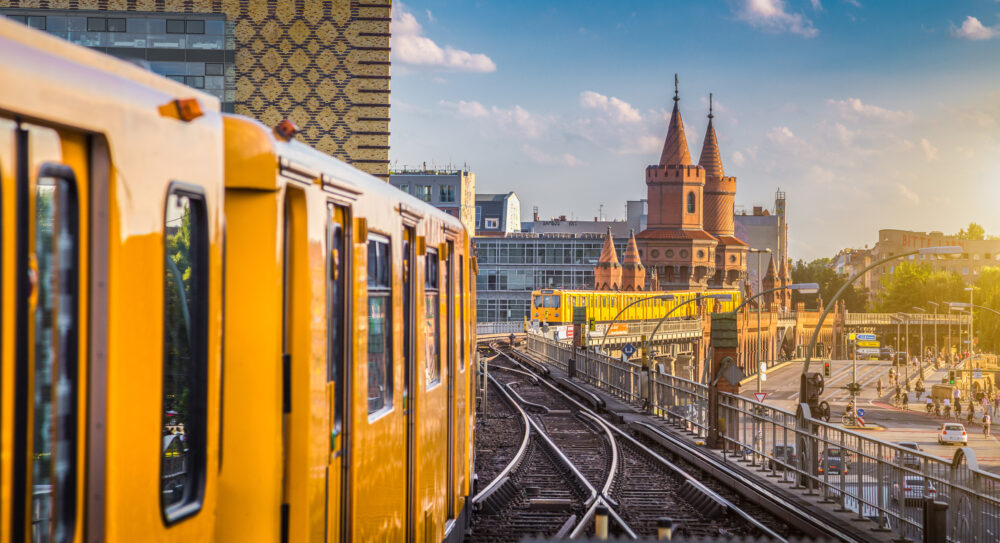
687;191;696;214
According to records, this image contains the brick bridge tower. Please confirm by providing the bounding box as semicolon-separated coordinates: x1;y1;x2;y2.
636;75;718;291
621;230;646;291
762;256;778;310
594;227;622;290
699;94;748;288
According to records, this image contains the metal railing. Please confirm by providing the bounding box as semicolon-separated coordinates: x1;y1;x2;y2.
845;312;969;326
526;332;642;403
476;321;524;336
524;331;1000;542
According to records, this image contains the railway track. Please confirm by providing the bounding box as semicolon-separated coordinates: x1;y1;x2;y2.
471;344;789;541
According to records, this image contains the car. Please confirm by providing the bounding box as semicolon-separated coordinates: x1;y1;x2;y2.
893;352;908;366
818;446;848;475
880;347;894;361
893;442;922;469
767;444;797;471
892;475;937;504
938;423;968;445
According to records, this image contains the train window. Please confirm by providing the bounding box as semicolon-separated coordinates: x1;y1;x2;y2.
367;235;392;415
327;206;347;435
161;187;208;522
31;172;79;542
403;229;414;400
425;249;441;387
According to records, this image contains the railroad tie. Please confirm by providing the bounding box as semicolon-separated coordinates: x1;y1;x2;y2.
678;480;723;519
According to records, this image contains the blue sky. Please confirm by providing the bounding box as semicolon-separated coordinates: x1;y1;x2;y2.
389;0;1000;260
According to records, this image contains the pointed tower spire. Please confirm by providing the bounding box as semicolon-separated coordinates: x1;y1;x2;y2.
762;255;778;307
659;73;692;166
698;93;725;178
621;229;646;291
593;227;622;291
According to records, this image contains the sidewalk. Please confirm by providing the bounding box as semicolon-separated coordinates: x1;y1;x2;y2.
877;361;999;430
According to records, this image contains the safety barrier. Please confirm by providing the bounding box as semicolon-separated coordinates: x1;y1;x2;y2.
476;321;524;336
524;331;1000;542
526;332;642;403
845;312;968;326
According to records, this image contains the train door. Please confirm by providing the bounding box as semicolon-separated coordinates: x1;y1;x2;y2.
327;204;349;541
402;227;415;541
281;187;311;541
445;240;455;520
8;122;87;543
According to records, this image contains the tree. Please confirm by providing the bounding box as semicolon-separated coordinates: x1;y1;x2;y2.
956;222;986;241
873;262;966;314
790;258;868;312
973;267;1000;352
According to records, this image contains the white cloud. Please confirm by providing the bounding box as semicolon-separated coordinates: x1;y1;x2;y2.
826;98;914;122
732;150;746;166
425;9;434;22
920;138;938;160
733;0;819;37
767;125;797;145
392;4;496;72
579;91;643;123
843;0;861;7
952;16;999;40
895;183;920;204
830;122;855;146
439;100;548;138
521;145;587;167
810;0;822;10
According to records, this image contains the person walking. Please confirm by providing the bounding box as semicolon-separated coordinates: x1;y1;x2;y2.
985;412;992;438
994;392;1000;417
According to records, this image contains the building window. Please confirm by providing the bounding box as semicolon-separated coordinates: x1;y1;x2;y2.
416;185;432;202
485;218;499;229
687;191;696;214
425;250;441;387
86;17;105;32
185;76;205;89
27;15;46;30
166;19;185;34
205;63;224;76
398;184;409;194
366;235;392;415
440;184;456;203
107;17;126;32
973;253;981;260
161;188;209;521
963;267;969;275
475;206;482;228
186;20;205;34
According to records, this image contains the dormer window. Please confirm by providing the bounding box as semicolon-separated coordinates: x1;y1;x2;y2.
687;191;696;214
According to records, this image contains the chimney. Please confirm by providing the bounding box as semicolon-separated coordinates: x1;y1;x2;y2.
753;206;763;216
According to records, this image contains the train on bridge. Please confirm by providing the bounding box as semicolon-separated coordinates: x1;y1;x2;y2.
0;20;474;543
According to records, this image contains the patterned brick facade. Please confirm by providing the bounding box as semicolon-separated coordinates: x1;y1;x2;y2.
1;0;391;179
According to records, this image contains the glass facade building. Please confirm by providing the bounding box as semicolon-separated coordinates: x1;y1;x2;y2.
3;9;236;112
475;234;627;322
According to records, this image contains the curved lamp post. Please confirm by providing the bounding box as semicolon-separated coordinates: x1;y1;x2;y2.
914;307;926;380
597;293;676;354
800;246;963;402
643;293;734;371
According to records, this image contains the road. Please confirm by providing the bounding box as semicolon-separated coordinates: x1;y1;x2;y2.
743;358;1000;472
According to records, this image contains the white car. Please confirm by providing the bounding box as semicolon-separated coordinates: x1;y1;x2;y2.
892;476;937;504
938;423;968;445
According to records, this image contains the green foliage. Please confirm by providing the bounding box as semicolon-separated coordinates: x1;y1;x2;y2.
874;262;966;313
955;222;986;241
790;258;868;312
974;267;1000;352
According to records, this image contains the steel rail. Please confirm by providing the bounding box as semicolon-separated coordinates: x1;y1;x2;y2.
470;374;532;506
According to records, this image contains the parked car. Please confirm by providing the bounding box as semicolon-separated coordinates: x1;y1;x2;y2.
938;423;968;445
818;446;848;474
892;475;937;504
767;444;797;471
893;442;922;469
880;347;894;361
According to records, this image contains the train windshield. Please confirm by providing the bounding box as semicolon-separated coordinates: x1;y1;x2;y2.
533;295;561;309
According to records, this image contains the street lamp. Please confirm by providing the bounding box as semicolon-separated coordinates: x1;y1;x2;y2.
913;307;926;381
800;245;963;403
597;293;676;355
748;248;772;393
928;301;939;368
895;312;911;390
965;286;976;357
732;282;820;393
644;293;733;379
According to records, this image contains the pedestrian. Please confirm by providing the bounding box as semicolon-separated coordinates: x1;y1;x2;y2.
994;393;1000;417
985;412;992;438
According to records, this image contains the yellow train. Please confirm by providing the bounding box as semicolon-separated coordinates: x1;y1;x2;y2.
0;19;473;542
531;288;741;333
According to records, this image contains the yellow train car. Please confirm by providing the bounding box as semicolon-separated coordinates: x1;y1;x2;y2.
530;288;742;327
0;18;474;543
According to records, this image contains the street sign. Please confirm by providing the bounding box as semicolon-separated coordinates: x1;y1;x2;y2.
857;333;877;341
857;340;880;348
759;362;766;373
857;347;880;355
857;415;866;427
857;408;865;417
754;392;767;402
849;333;856;341
621;343;637;357
760;374;767;382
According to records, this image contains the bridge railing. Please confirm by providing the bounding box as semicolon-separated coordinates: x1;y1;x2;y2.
845;312;969;326
712;392;1000;543
526;332;642;404
651;372;709;436
476;321;524;336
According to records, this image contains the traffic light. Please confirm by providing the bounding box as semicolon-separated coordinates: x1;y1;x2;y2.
824;362;831;378
801;372;825;408
949;371;956;384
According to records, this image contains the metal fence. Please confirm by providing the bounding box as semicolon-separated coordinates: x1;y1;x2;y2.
527;332;642;403
476;321;524;336
524;331;1000;542
846;312;969;326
